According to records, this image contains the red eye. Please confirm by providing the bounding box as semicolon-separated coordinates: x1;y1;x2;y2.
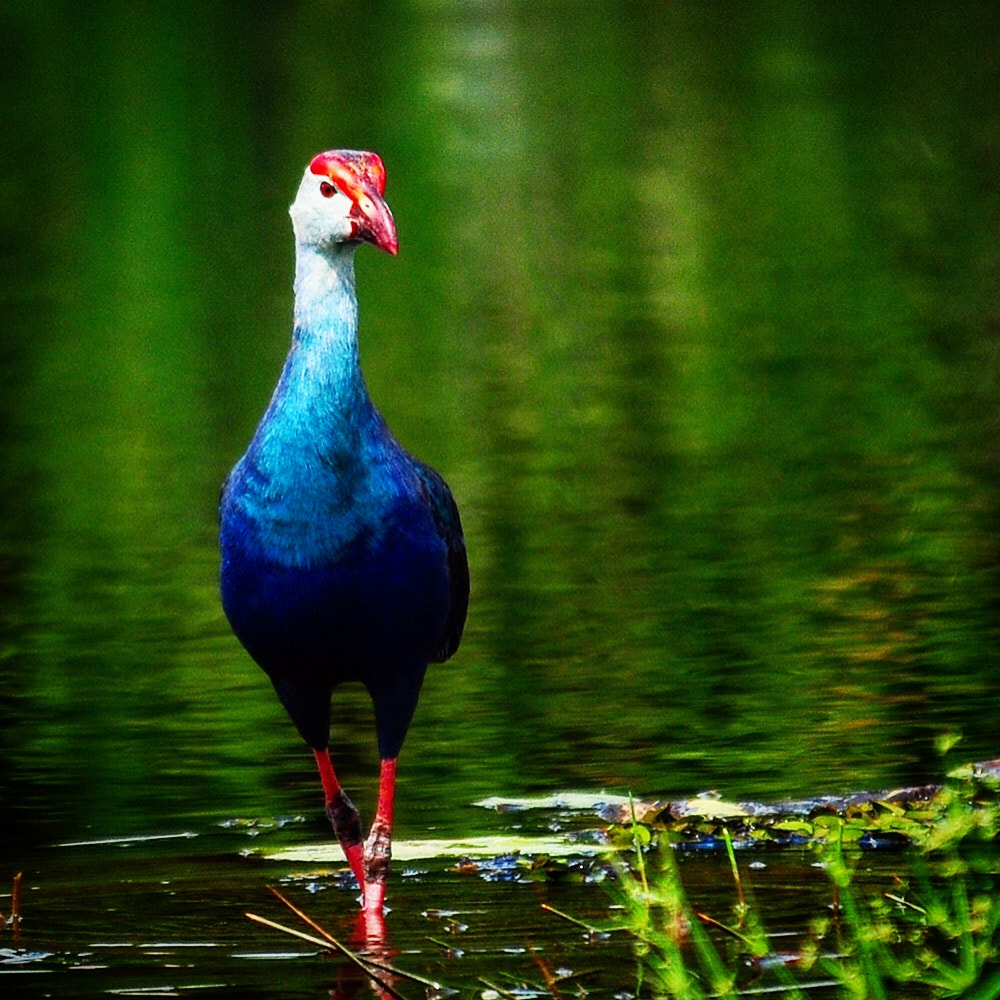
320;181;336;198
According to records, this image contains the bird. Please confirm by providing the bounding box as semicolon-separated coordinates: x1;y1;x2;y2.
219;149;469;920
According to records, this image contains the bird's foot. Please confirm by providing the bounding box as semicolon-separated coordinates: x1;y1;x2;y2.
362;818;391;914
364;819;392;883
325;789;365;888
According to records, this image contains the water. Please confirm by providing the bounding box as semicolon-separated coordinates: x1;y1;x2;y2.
2;1;999;995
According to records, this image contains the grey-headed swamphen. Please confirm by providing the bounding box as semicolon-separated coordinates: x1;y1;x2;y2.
220;150;469;921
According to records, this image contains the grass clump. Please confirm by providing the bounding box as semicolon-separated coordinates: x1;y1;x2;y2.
597;769;1000;998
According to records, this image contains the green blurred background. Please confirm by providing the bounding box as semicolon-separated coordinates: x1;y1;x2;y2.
2;0;1000;853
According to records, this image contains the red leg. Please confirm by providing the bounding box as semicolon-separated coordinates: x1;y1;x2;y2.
362;757;397;914
313;748;365;890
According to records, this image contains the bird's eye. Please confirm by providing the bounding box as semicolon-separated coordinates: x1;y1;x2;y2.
320;181;336;198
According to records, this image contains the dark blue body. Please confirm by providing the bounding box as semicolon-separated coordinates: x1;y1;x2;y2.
219;302;468;760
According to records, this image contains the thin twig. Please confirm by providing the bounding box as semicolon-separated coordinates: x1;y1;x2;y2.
266;887;442;991
246;910;407;1000
246;911;339;951
695;909;756;947
540;902;597;930
885;892;927;915
361;953;444;990
529;944;565;1000
266;886;346;949
479;977;521;1000
9;872;21;943
427;935;463;952
541;902;625;933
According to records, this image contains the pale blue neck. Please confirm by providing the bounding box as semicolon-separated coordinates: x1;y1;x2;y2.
288;243;365;405
248;242;376;479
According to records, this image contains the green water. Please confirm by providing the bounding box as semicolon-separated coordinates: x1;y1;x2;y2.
1;1;999;995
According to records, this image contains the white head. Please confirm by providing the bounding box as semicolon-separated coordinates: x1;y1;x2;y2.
289;149;398;256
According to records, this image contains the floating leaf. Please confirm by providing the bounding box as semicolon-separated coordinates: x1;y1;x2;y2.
473;792;634;812
771;820;814;836
673;799;748;819
265;834;605;864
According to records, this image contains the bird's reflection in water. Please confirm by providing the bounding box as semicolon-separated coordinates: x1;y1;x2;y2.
326;912;402;1000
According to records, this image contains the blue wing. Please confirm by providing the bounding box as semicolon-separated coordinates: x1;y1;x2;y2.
415;461;469;662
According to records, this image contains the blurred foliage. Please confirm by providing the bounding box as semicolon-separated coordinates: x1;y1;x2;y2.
0;0;998;856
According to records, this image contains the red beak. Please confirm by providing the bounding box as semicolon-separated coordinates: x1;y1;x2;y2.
309;150;399;255
351;189;398;256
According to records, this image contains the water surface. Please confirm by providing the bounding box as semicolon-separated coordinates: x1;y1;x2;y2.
2;2;999;995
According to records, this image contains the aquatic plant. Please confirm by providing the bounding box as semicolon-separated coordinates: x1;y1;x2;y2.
594;765;1000;998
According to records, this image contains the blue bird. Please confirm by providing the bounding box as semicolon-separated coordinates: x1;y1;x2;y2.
219;150;469;919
